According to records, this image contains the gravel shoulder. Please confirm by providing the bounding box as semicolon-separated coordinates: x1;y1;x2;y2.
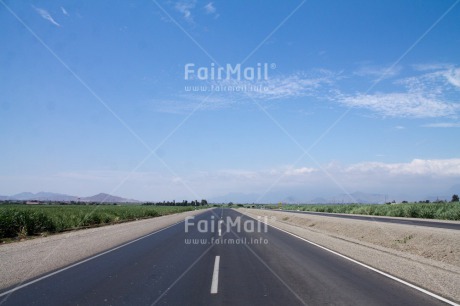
238;208;460;303
0;209;208;291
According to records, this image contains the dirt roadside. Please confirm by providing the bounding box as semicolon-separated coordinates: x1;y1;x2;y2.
0;209;208;291
238;208;460;303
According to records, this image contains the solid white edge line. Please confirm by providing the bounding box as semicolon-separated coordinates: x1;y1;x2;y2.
0;210;210;298
210;255;220;294
266;222;459;306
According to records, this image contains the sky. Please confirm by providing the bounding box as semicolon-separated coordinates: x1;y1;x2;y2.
1;0;460;203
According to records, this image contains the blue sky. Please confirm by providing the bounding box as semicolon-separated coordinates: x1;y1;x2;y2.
1;0;460;202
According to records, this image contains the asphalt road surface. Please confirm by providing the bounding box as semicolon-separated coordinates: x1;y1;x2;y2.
281;209;460;230
0;208;454;305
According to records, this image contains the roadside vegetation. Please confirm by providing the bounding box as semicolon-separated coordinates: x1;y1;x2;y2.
277;201;460;221
0;204;197;241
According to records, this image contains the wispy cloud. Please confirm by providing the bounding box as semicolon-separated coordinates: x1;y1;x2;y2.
159;69;341;113
354;64;402;80
204;2;216;14
412;63;454;72
177;64;458;117
399;67;460;93
339;92;457;118
252;70;338;100
442;67;460;88
210;69;340;100
202;158;460;185
338;66;460;118
203;2;219;18
345;159;460;176
283;167;317;176
175;0;196;23
34;7;60;27
422;122;460;128
190;159;460;200
6;158;460;201
60;6;68;16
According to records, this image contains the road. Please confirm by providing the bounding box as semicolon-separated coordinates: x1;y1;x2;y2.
0;208;454;305
280;209;460;230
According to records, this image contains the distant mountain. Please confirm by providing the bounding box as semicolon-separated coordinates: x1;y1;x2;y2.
309;197;328;204
296;192;387;204
209;192;260;204
446;184;460;195
282;196;298;203
308;192;431;204
347;192;386;204
209;191;390;204
422;184;460;202
424;195;449;202
12;192;78;201
82;193;138;203
1;192;138;203
12;192;37;200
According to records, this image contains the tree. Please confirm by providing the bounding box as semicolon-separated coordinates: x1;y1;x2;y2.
452;194;459;202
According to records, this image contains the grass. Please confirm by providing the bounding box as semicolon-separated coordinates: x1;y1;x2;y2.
0;205;196;241
276;202;460;221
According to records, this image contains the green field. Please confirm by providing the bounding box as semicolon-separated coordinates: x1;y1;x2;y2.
278;202;460;220
0;205;196;241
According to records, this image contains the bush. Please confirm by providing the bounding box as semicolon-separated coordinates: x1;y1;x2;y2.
0;205;192;240
282;202;460;221
0;209;55;238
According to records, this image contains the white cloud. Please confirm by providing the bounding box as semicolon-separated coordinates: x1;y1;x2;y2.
354;64;402;80
175;1;196;23
35;7;60;27
60;6;68;16
442;68;460;88
346;159;460;176
223;159;460;182
173;65;459;117
400;68;458;94
422;122;460;128
190;159;460;201
204;2;216;14
3;159;459;202
156;69;340;113
203;2;219;18
339;92;457;118
203;159;460;186
412;63;453;72
257;72;336;99
211;69;339;100
338;66;460;118
283;167;317;176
